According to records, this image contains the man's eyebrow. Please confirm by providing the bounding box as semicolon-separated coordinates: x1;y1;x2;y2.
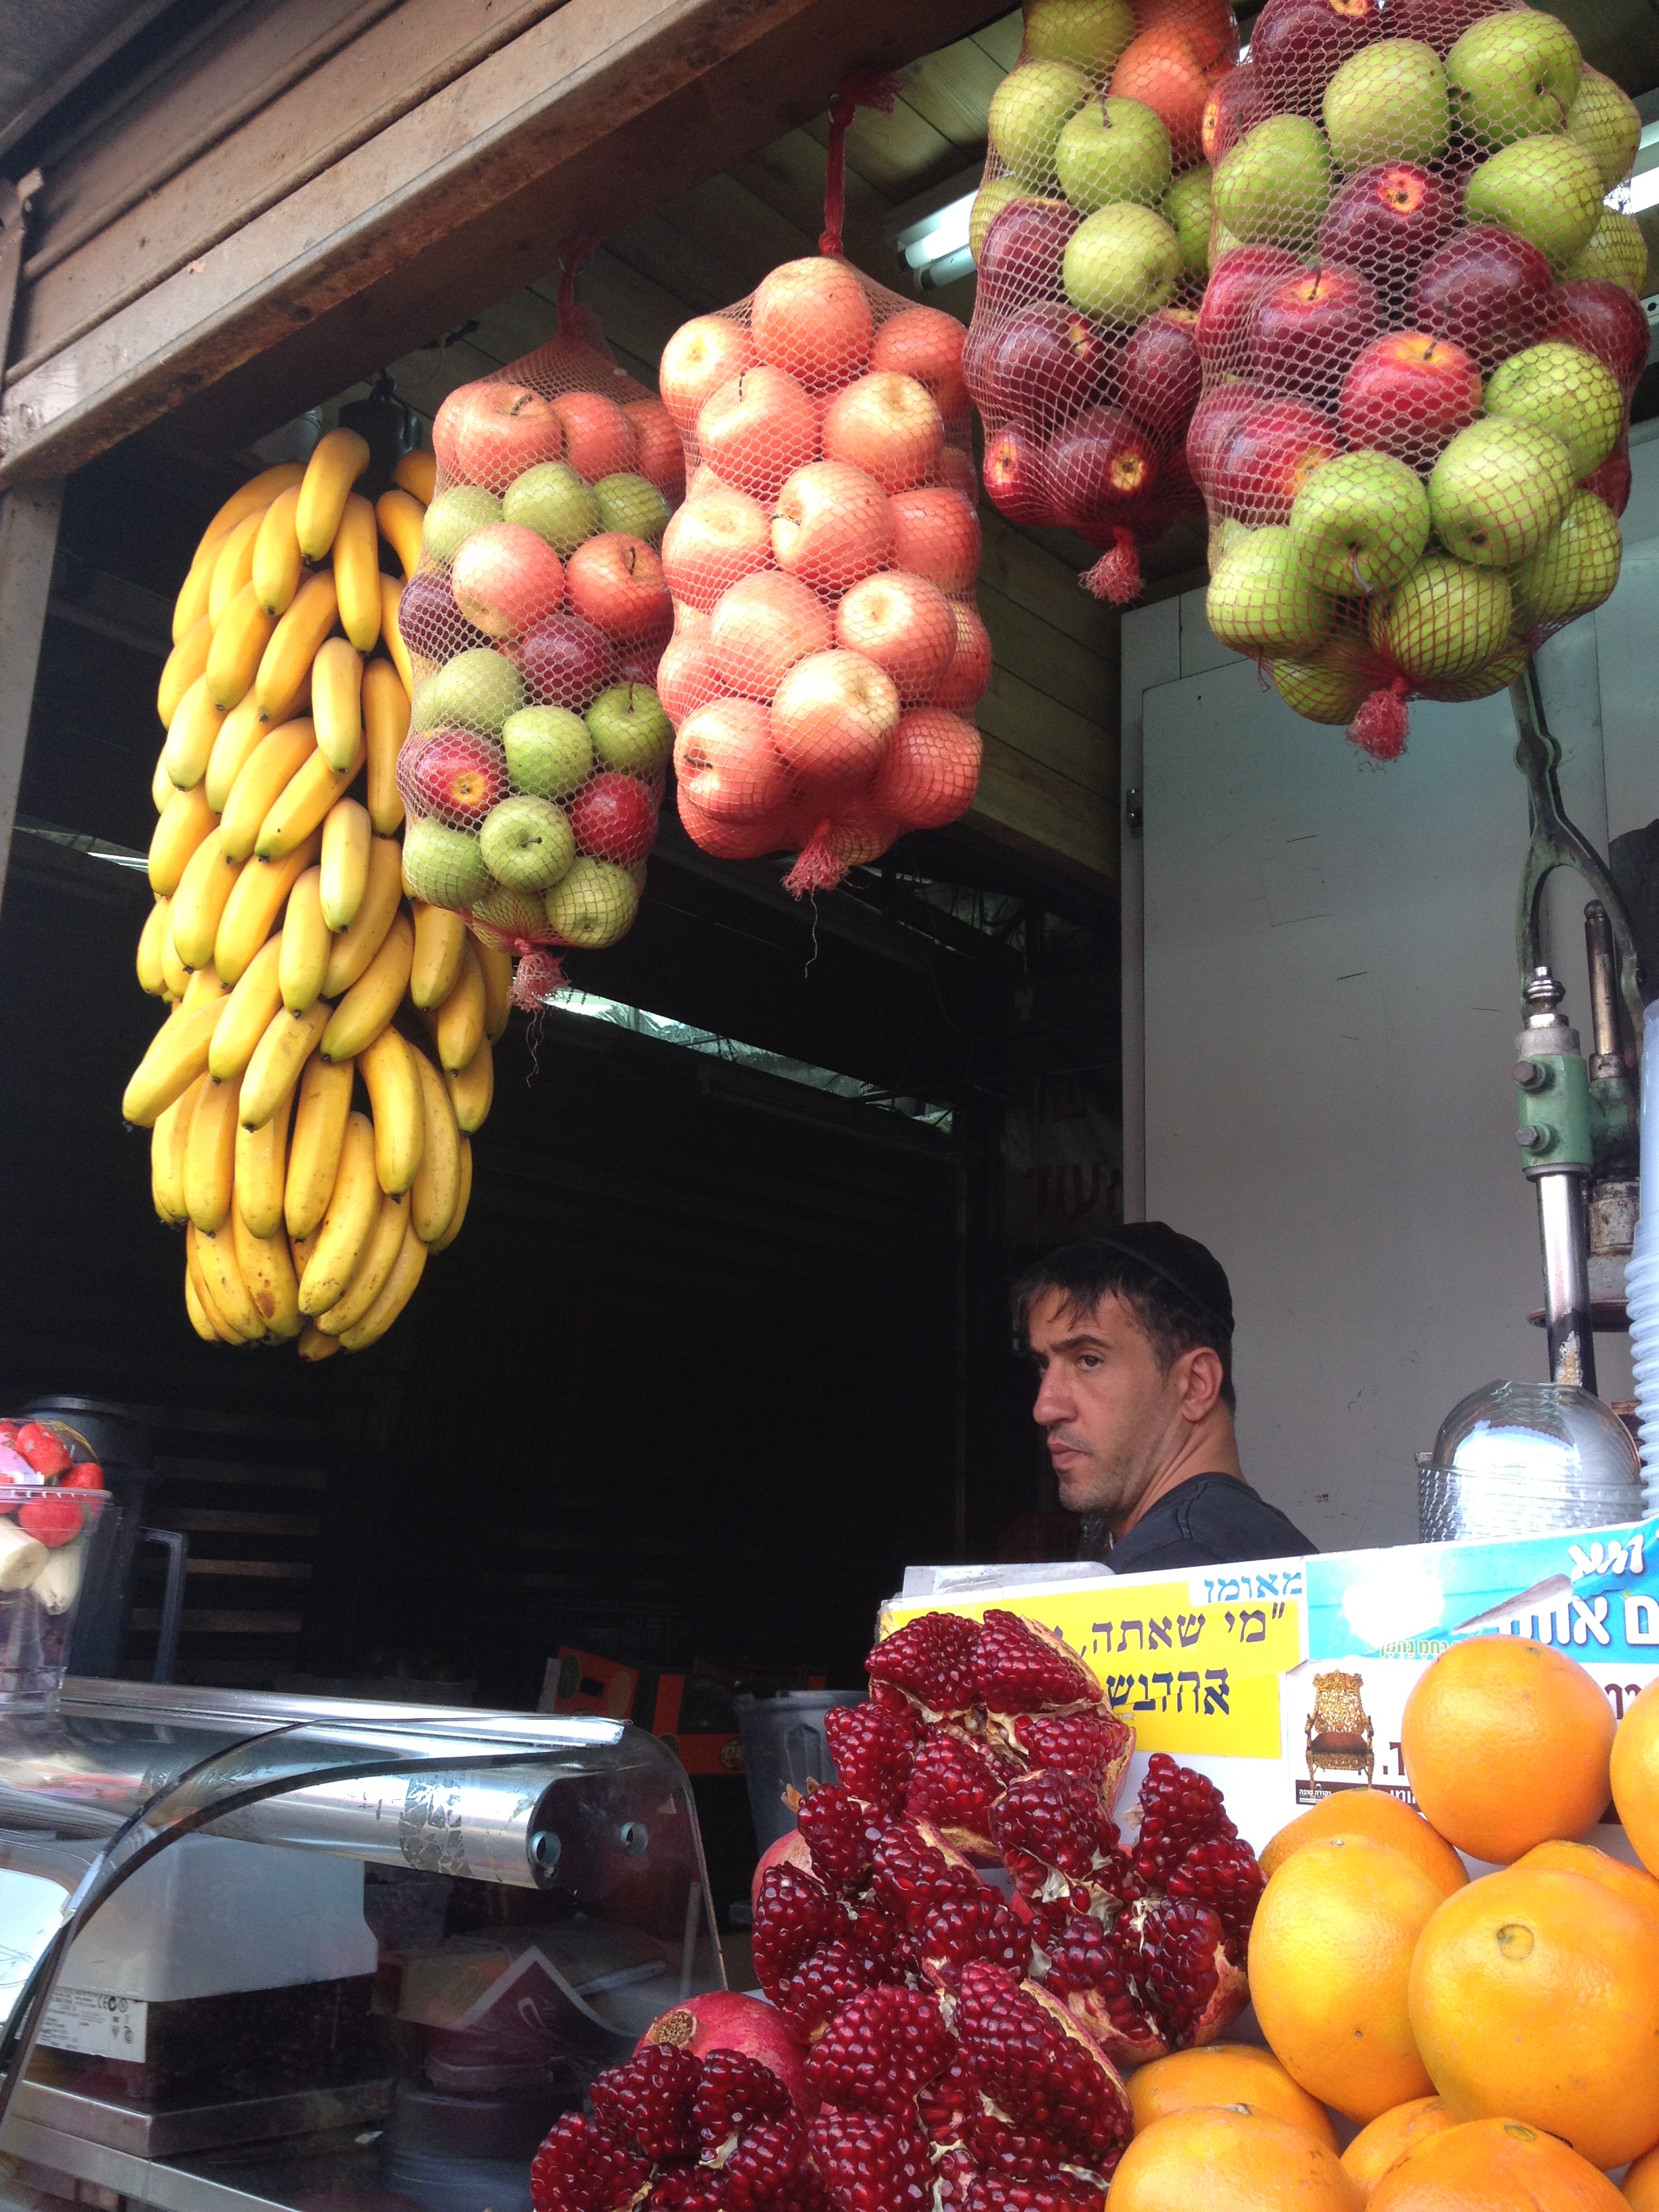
1046;1332;1112;1355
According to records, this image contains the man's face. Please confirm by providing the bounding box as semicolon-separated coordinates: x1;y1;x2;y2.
1027;1288;1187;1519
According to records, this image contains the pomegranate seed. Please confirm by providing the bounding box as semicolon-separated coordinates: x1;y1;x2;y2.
1038;1914;1168;2068
918;2052;983;2142
1164;1832;1267;1961
871;1820;981;1931
999;1713;1134;1800
1124;1894;1246;2049
954;1963;1132;2171
718;2117;830;2211
964;2175;1107;2212
805;1986;954;2110
993;1771;1135;1899
644;2172;722;2211
809;2105;935;2212
846;1900;918;1984
689;2049;792;2156
935;2144;980;2205
753;1866;842;2002
904;1729;1011;1857
975;1612;1101;1715
529;2113;650;2212
920;1885;1033;1990
798;1784;888;1893
825;1702;918;1816
1130;1755;1236;1885
589;2044;702;2160
775;1938;870;2040
866;1612;981;1715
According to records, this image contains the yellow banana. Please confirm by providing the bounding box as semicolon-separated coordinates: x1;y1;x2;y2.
285;1054;354;1240
161;920;190;1001
279;865;331;1014
296;428;371;562
235;1078;294;1238
322;836;401;996
430;1134;472;1252
197;463;304;558
380;576;415;697
333;493;382;652
158;615;212;728
185;1230;241;1342
123;1002;222;1126
298;1323;340;1361
205;580;275;712
208;933;284;1080
316;1191;408;1336
214;832;321;985
204;696;268;815
137;899;173;998
299;1112;380;1315
375;489;425;579
320;911;413;1062
319;798;371;932
394;450;436;505
232;1208;301;1339
192;1219;266;1340
170;831;242;972
252;485;304;615
312;636;364;774
340;1215;428;1351
148;781;216;896
410;903;466;1008
240;1000;331;1130
220;718;316;863
209;510;265;628
358;1024;425;1195
361;657;408;835
152;745;174;813
184;1259;228;1343
173;531;226;645
435;939;485;1071
409;1044;461;1244
476;937;513;1042
152;1071;205;1225
255;573;338;721
255;737;362;861
446;1034;493;1134
184;965;232;1015
184;1075;240;1233
162;676;226;792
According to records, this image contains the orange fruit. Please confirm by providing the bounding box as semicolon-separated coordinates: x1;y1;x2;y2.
1369;2117;1624;2212
1400;1638;1614;1864
1127;2044;1338;2148
1516;1838;1659;1937
1107;2104;1359;2212
1261;1789;1467;1897
1340;2098;1459;2201
1624;2142;1659;2210
1612;1679;1659;1877
1408;1862;1659;2168
1247;1835;1441;2122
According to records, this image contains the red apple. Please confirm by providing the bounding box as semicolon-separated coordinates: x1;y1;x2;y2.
1203;62;1269;162
985;302;1122;432
674;697;794;821
871;306;970;424
565;533;670;644
660;316;757;434
433;381;563;487
1195;246;1305;374
404;729;509;822
1049;407;1162;527
569;771;657;865
932;603;994;713
1119;308;1202;445
1210;398;1340;525
1585;438;1632;518
397;571;487;662
1187;378;1273;488
661;487;771;613
657;616;726;725
710;571;832;699
1319;165;1454;300
451;523;565;638
888;487;981;596
624;400;687;500
771;649;900;789
822;372;945;496
1338;331;1483;470
975;199;1078;317
697;365;819;500
1125;444;1205;533
773;461;895;595
1549;280;1652;396
1250;0;1383;112
520;612;616;709
750;257;874;392
983;425;1052;525
1112;22;1233;165
678;792;806;859
835;571;958;703
1410;227;1554;375
872;709;982;830
1249;264;1382;405
553;392;638;483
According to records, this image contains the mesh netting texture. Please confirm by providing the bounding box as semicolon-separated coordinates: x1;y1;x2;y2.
964;0;1242;603
398;312;682;977
1193;0;1645;758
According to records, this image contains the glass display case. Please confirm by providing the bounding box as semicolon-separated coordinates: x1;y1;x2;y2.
0;1679;723;2212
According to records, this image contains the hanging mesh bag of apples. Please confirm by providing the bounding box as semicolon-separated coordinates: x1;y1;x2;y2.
963;0;1242;605
657;79;987;897
1195;0;1646;760
396;280;683;1000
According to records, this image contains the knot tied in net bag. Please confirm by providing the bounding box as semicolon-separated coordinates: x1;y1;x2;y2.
1193;0;1645;759
657;75;988;897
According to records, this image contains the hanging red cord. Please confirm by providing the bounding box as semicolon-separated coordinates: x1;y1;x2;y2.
819;70;899;256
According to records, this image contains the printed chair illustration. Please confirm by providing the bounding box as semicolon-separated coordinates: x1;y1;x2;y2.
1305;1669;1375;1785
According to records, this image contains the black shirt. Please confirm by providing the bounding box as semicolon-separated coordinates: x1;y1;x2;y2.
1102;1475;1314;1576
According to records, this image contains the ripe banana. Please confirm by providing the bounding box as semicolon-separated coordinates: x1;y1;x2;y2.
158;614;213;728
296;428;371;562
205;697;269;815
361;658;408;835
285;1054;354;1240
205;581;276;712
151;1071;205;1225
184;1259;228;1343
255;573;337;721
477;938;513;1042
255;734;362;862
192;1219;266;1340
322;836;401;996
410;903;466;1008
184;966;232;1015
241;1000;331;1130
380;577;416;697
333;493;382;653
446;1034;493;1134
320;798;371;932
393;450;436;505
137;899;172;998
161;920;190;1001
209;510;265;627
236;1080;293;1238
409;1045;461;1244
375;489;425;579
434;939;486;1072
252;485;304;615
163;676;226;792
316;1191;407;1336
338;1214;428;1351
173;532;225;645
312;636;364;774
208;933;284;1080
197;463;304;557
298;1324;340;1361
149;781;218;896
232;1207;301;1339
214;832;321;985
430;1135;473;1253
321;912;413;1062
279;866;331;1014
123;1002;222;1127
220;719;317;863
299;1111;380;1315
358;1025;426;1195
184;1075;241;1233
185;1229;240;1342
170;831;242;972
152;746;175;813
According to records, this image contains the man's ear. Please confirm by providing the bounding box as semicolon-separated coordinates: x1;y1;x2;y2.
1177;1345;1225;1424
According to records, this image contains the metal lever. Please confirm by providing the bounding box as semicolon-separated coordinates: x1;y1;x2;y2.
142;1528;188;1685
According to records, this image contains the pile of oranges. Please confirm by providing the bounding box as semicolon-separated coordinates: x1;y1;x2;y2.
1109;1637;1659;2209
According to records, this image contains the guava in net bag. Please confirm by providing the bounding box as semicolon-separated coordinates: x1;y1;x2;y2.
1193;0;1645;760
655;82;987;897
962;0;1241;605
396;291;682;984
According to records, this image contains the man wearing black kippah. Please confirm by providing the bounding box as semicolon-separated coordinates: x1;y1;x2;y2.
1015;1225;1313;1574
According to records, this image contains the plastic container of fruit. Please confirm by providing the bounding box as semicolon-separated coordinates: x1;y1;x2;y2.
0;1483;108;1710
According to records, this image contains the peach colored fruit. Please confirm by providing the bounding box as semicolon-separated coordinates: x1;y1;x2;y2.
771;649;900;787
772;462;894;595
822;371;945;495
750;258;874;392
709;572;832;699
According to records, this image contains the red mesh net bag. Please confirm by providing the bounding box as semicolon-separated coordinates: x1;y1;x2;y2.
962;0;1241;603
1193;0;1644;760
657;80;987;897
396;279;682;988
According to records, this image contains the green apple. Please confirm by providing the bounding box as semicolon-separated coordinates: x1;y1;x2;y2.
1462;136;1604;268
1290;453;1431;598
1164;165;1214;279
545;856;640;949
1062;203;1181;322
503;705;592;798
1564;209;1650;295
502;462;598;556
1429;418;1576;569
1566;66;1642;192
401;817;492;909
1209;515;1253;569
478;794;576;893
586;682;673;775
970;179;1024;262
1269;632;1387;725
1483;341;1624;480
1510;490;1622;628
987;60;1091;190
1324;40;1448;172
1023;0;1135;74
1213;117;1332;251
472;882;546;937
1207;527;1336;657
422;486;502;567
1414;631;1530;701
594;472;671;544
411;646;525;736
1212;222;1246;260
1056;94;1172;214
1446;12;1581;150
1369;554;1513;681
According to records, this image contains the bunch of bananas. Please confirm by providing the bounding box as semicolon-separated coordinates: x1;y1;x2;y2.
129;434;506;1357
